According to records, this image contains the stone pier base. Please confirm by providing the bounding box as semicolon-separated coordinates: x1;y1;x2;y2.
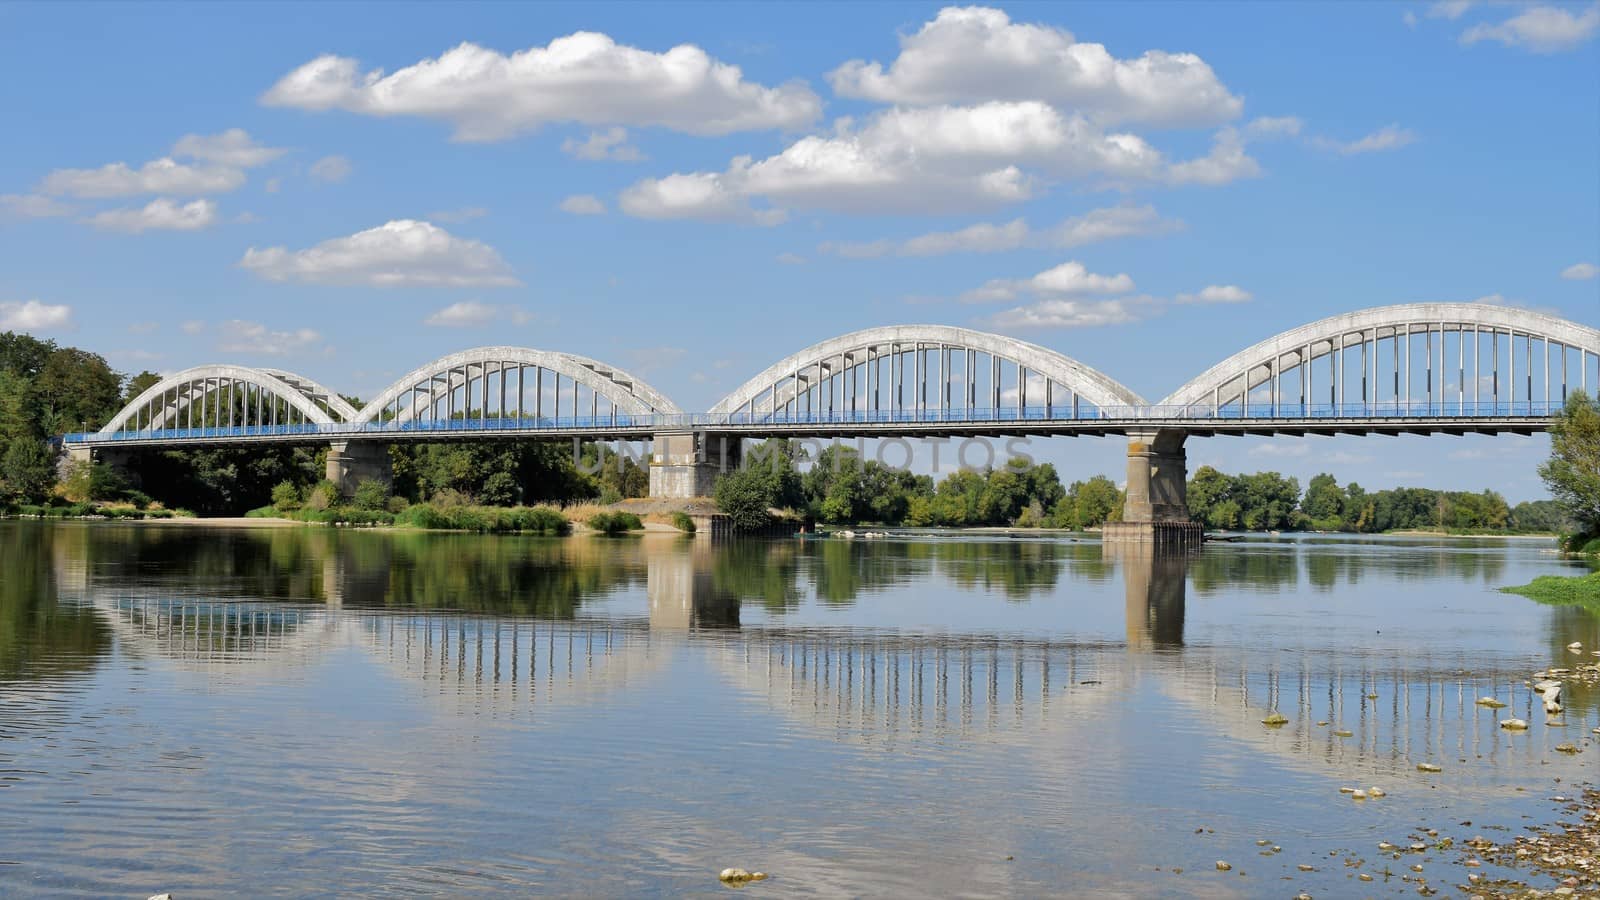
326;441;392;498
1102;520;1204;552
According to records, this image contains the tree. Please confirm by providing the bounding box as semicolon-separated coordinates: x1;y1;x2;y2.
714;467;776;532
1;439;56;502
271;480;302;512
123;371;162;405
1301;473;1345;522
1539;390;1600;539
352;478;391;511
1069;475;1122;528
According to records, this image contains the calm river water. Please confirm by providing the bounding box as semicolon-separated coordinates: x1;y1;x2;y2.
0;522;1595;897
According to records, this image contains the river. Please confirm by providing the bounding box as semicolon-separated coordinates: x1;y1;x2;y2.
0;522;1594;897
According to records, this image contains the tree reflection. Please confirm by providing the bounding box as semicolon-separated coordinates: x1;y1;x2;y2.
0;524;108;683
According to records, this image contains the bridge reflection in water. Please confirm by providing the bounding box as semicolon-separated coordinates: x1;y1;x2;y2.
38;526;1595;780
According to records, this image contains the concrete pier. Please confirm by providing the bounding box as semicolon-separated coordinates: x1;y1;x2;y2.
326;441;392;497
648;431;741;499
1103;427;1203;550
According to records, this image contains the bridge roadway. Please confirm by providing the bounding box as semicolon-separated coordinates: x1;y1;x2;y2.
60;302;1600;547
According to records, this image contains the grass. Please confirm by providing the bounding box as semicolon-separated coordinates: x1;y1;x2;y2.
1501;571;1600;610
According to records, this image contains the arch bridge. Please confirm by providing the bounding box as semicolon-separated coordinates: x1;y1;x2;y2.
64;303;1599;542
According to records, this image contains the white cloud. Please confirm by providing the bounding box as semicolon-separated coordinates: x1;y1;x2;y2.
1428;1;1475;20
309;155;353;183
239;219;520;287
216;320;325;355
626;346;687;373
1046;203;1186;247
620;101;1211;219
985;296;1155;330
1562;262;1599;280
1175;284;1253;304
825;204;1184;258
1166;127;1261;185
84;198;219;233
562;127;644;161
1249;442;1311;458
1311;123;1418;155
262;35;822;141
0;194;73;219
40;157;246;198
828;6;1242;127
776;252;806;265
1462;4;1600;52
170;129;286;168
429;206;489;223
559;194;607;215
619;171;786;224
962;260;1135;304
1243;116;1304;139
126;321;159;334
422;301;531;327
180;320;206;335
0;300;73;332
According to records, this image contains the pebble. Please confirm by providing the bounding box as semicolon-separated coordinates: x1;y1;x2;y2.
719;868;767;884
1417;763;1443;773
1370;787;1386;797
1298;864;1315;871
1500;718;1530;730
1215;861;1231;871
1334;729;1353;738
1359;873;1374;881
1555;743;1580;754
1475;697;1508;708
1340;787;1356;794
1262;712;1289;726
1352;789;1368;799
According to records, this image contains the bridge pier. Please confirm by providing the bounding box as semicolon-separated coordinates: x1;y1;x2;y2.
1103;428;1202;550
648;431;741;499
326;441;392;498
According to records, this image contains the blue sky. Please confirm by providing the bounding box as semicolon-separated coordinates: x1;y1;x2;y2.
2;1;1597;499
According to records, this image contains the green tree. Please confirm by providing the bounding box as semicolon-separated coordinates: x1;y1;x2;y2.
1070;475;1123;528
351;478;391;511
271;480;302;512
1539;389;1600;539
714;467;776;532
1;438;56;502
123;370;163;405
1301;473;1345;522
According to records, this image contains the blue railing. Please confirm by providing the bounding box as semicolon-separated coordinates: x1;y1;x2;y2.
61;397;1567;445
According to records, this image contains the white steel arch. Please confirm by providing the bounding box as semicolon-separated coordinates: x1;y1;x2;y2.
259;368;361;422
352;346;682;426
710;324;1147;420
99;365;342;435
1160;302;1600;414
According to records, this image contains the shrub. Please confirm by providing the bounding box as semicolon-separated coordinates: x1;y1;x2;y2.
671;511;697;533
303;480;340;511
271;480;302;512
386;496;410;514
245;505;279;518
122;489;153;510
351;478;390;512
713;468;775;532
587;511;644;535
395;503;452;530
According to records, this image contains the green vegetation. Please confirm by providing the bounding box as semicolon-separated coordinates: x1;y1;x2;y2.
1537;390;1600;553
713;440;1107;532
586;511;644;534
1501;571;1600;610
1186;465;1565;535
670;511;696;533
0;331;123;504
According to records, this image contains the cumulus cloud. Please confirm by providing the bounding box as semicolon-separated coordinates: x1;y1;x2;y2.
1461;4;1600;52
84;198;219;233
309;155;353;182
618;101;1229;220
775;252;806;264
962;261;1135;304
985;296;1156;330
1166;127;1261;185
1046;203;1186;247
261;35;822;141
0;194;73;219
423;301;531;327
239;219;520;287
37;129;283;199
170;128;286;168
562;127;644;161
216;319;325;355
1562;261;1599;280
828;6;1242;127
0;300;74;332
619;171;786;224
1311;123;1418;155
1175;284;1252;304
559;194;606;215
822;206;1183;259
40;157;246;198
